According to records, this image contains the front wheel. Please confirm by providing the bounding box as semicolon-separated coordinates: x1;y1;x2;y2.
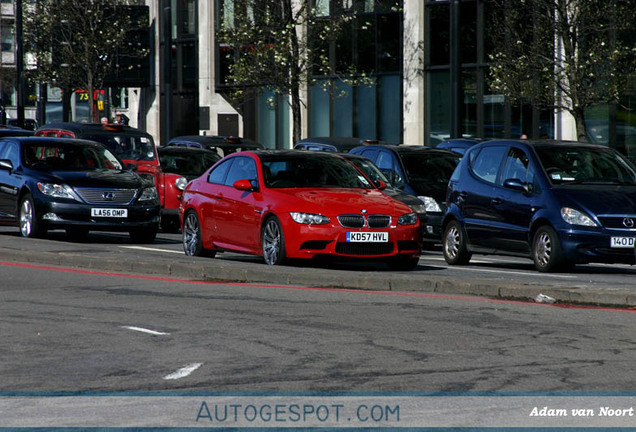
442;220;471;265
182;210;215;257
262;216;286;265
19;194;44;238
532;225;568;272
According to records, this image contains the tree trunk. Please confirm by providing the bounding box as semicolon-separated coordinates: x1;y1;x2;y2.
573;108;588;142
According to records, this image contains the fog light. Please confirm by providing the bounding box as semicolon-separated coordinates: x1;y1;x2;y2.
426;225;434;234
42;213;61;221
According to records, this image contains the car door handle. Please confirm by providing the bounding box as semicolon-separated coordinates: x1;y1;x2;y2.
491;197;502;205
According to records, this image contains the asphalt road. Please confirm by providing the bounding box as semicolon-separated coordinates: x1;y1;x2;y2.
3;260;636;393
1;226;636;306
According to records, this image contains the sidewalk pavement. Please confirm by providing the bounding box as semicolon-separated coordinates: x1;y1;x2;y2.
2;241;636;308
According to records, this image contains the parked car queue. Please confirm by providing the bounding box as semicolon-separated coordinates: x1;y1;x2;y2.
4;127;636;274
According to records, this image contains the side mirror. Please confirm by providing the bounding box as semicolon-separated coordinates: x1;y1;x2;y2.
374;179;387;190
503;178;529;193
126;163;138;172
234;179;255;191
0;159;13;171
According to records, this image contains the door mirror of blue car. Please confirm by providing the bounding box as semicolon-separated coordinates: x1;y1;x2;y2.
0;159;13;171
503;178;529;193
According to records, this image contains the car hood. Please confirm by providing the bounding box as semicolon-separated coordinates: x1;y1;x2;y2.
409;181;447;201
275;188;413;215
553;185;636;215
384;188;425;210
37;169;147;189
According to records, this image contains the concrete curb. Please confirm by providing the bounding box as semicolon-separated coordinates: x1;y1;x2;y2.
2;246;636;308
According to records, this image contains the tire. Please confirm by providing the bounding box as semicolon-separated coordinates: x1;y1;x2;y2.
129;227;158;244
532;225;568;272
442;220;472;265
388;256;420;271
19;194;44;238
262;216;286;265
182;210;215;257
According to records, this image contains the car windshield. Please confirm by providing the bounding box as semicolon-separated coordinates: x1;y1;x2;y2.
346;157;393;187
262;154;373;189
86;134;156;162
23;143;124;171
160;151;220;177
401;152;461;183
535;145;636;185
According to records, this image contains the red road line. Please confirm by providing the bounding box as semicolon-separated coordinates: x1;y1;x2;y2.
2;260;634;313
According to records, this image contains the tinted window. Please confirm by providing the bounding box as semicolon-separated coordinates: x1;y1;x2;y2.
23;143;123;171
470;145;507;184
501;147;530;183
208;159;232;184
159;151;220;176
225;157;257;186
0;141;18;166
262;154;372;189
401;152;460;183
535;145;636;185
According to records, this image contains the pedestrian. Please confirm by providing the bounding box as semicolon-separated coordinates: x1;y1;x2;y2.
100;117;108;125
114;112;129;125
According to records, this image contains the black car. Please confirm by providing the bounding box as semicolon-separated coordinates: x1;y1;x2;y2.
349;144;461;246
294;137;385;153
0;137;160;242
443;139;636;272
340;153;427;239
166;135;264;157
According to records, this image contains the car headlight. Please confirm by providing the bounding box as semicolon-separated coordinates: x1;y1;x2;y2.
398;212;418;225
290;212;330;225
419;196;442;213
175;176;188;191
561;207;597;227
138;186;158;202
37;182;77;200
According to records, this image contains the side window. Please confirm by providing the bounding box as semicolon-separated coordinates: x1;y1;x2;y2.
501;147;530;184
225;156;257;186
207;158;233;184
0;142;19;167
470;145;507;184
376;150;404;187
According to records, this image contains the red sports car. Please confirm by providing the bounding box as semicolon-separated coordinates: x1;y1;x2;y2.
179;150;422;270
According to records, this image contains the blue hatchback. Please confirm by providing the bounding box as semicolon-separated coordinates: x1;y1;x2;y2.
443;139;636;272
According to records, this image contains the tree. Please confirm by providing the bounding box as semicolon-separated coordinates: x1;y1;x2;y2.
25;0;148;122
489;0;636;141
218;0;382;144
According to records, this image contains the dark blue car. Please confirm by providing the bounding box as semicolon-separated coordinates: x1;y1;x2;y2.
443;139;636;272
0;137;160;242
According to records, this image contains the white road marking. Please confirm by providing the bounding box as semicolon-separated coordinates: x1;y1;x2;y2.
121;246;183;254
121;326;170;336
164;363;203;380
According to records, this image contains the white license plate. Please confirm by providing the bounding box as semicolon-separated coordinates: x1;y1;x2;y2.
91;208;128;218
346;232;388;242
610;237;635;248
